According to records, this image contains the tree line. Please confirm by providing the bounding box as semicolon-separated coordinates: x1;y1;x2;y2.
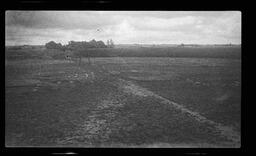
45;39;114;50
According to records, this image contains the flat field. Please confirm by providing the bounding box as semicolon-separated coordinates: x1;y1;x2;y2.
5;46;241;147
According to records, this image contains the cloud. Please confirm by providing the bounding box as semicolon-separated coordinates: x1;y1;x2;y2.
126;16;202;31
6;11;119;30
195;11;241;43
5;11;241;45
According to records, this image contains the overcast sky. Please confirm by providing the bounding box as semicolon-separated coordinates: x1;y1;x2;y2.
5;11;241;45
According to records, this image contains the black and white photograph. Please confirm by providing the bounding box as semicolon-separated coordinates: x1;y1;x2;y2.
5;11;241;148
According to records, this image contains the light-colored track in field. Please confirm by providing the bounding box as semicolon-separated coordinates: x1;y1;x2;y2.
114;78;240;146
83;57;240;146
103;57;240;145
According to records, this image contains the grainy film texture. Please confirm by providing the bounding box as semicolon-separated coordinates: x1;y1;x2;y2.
5;11;241;147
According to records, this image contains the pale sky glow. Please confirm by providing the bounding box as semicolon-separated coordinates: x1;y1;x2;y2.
5;11;241;45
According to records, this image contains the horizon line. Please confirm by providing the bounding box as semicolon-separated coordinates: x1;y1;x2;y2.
5;43;242;46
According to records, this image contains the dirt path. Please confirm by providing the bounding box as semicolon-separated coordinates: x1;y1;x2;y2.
113;78;240;146
56;74;240;147
97;57;240;146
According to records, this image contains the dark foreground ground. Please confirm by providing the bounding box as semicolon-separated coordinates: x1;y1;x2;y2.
5;56;241;147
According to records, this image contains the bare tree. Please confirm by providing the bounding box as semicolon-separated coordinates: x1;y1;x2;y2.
107;40;110;47
110;39;114;48
107;39;114;48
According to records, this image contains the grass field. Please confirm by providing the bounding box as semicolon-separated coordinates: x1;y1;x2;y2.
5;46;241;147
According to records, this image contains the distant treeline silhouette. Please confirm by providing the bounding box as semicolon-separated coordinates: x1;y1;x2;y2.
45;39;114;50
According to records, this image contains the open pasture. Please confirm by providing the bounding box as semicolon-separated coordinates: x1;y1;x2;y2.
5;46;241;147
